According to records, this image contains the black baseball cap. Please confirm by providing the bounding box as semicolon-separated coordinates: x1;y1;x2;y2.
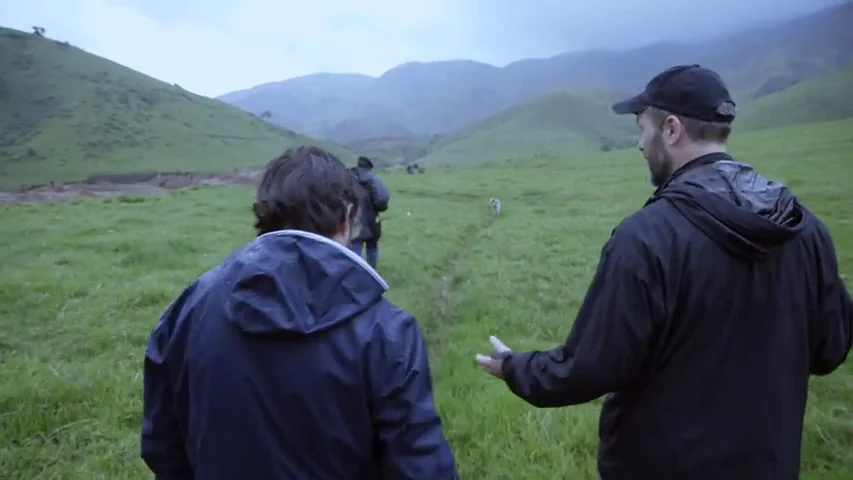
357;156;374;169
612;65;737;123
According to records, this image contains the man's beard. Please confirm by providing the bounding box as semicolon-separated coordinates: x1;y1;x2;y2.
644;133;674;188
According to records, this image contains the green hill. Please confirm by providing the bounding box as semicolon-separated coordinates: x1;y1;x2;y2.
416;88;637;167
725;53;839;101
344;135;441;166
415;63;853;169
736;64;853;131
0;27;351;189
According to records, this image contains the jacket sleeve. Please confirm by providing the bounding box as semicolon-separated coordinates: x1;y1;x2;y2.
367;174;390;212
140;292;194;479
502;222;666;408
810;221;853;375
370;310;458;479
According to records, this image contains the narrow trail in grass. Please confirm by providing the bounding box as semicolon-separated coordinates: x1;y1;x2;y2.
423;215;498;349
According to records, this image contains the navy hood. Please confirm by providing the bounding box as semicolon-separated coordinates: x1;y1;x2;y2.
649;152;809;259
220;230;388;336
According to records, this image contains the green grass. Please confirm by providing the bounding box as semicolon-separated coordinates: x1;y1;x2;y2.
1;118;852;479
0;27;352;189
736;64;853;131
416;88;637;167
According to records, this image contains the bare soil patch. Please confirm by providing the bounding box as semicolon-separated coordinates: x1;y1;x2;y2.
0;169;263;204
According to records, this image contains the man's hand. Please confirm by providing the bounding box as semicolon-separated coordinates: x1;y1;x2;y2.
475;336;512;379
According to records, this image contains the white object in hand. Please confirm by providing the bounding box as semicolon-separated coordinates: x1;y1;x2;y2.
489;335;511;352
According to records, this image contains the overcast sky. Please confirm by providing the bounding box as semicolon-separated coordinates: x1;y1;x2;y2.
3;0;845;97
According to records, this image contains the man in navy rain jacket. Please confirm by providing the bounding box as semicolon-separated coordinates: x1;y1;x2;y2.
141;145;458;479
476;65;853;479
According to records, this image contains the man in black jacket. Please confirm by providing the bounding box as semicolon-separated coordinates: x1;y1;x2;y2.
141;146;457;479
350;156;390;270
476;65;853;479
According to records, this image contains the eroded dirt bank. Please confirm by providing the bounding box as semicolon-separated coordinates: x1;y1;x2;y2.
0;169;263;204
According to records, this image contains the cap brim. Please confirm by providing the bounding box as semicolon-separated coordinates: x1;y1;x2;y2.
611;93;649;115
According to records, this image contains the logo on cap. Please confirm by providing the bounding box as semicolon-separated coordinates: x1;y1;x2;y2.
716;101;737;118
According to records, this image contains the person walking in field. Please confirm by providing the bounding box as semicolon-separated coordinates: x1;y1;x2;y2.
349;155;390;270
141;146;457;479
475;65;853;479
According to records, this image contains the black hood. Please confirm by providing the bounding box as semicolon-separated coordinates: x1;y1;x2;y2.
648;152;810;259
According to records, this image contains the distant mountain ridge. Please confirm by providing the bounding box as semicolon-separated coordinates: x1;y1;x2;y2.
219;2;853;147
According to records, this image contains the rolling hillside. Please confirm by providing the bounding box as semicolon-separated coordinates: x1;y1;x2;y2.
0;27;351;189
415;89;637;167
220;2;853;145
344;135;441;167
735;64;853;131
411;63;853;168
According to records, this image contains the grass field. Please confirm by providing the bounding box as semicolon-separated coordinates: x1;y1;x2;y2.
1;118;852;479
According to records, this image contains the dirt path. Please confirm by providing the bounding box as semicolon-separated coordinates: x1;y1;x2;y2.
424;216;498;348
0;169;264;205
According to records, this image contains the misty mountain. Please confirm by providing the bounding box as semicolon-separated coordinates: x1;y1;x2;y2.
218;2;853;145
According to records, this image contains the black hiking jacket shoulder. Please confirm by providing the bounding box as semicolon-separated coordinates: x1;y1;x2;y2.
351;167;390;242
502;152;853;479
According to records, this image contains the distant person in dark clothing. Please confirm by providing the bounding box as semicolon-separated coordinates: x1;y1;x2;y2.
476;65;853;479
141;146;457;479
350;156;390;269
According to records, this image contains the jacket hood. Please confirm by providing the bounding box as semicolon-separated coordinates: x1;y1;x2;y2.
221;230;388;336
648;152;810;259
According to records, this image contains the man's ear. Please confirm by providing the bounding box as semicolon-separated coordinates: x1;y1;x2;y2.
662;115;683;146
